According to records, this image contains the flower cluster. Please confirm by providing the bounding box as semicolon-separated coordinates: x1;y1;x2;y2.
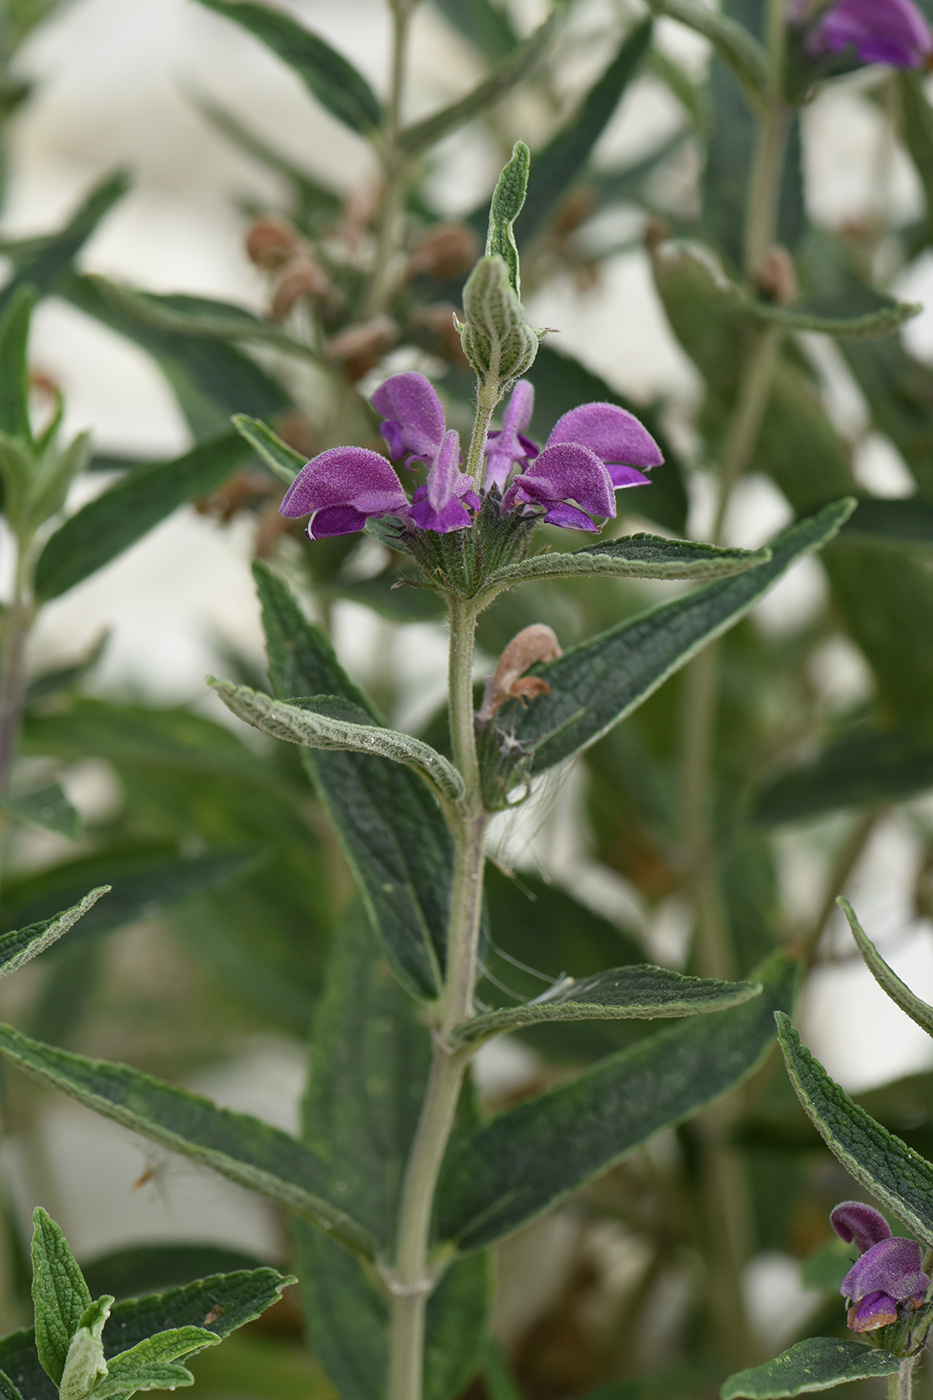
279;371;662;540
791;0;932;69
831;1202;930;1333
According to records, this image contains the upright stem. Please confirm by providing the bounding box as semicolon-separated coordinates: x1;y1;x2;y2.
388;597;486;1400
744;103;789;283
464;377;501;495
364;0;414;318
890;1358;916;1400
0;538;33;798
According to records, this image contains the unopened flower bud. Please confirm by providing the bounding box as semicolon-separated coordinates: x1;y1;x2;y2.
245;216;304;270
757;245;798;306
478;624;563;723
325;315;399;381
459;256;540;388
404;223;480;282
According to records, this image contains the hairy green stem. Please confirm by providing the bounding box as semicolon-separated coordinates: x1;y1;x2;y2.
0;542;32;799
465;377;501;494
890;1358;916;1400
388;596;486;1400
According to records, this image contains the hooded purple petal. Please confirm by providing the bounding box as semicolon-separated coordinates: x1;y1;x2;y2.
546;402;663;483
848;1291;900;1332
504;441;616;525
409;485;473;532
486;380;538;490
831;1202;892;1255
809;0;932;67
280;446;409;538
540;502;601;532
841;1237;929;1305
426;429;464;510
371;371;447;464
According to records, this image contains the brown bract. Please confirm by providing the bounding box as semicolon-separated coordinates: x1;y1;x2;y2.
478;624;563;723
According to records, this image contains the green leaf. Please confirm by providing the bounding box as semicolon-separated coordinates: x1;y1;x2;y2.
720;1339;901;1399
209;680;465;806
485;140;530;295
497;501;854;775
194;0;382;133
0;172;128;315
35;433;250;599
398;14;560;156
776;1013;933;1246
0;1269;291;1400
452;966;761;1045
300;908;432;1253
430;0;518;58
517;20;653;243
0;849;261;944
0;283;36;440
93;1328;220;1399
60;1296;111;1400
742;297;920;340
0;1026;374;1257
232;414;304;484
647;0;769;105
754;729;933;823
480;534;771;598
89;278;309;355
840;496;933;550
31;1207;92;1385
81;1244;266;1303
254;562;454;999
0;887;109;978
0;1372;24;1400
840;898;933;1038
439;951;798;1252
0;780;82;838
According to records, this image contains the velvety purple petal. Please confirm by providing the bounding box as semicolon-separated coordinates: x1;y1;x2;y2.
542;502;601;531
848;1291;899;1332
409;486;472;533
609;465;653;490
280;447;408;518
830;1202;891;1254
307;505;371;538
371;371;447;462
546;402;663;470
485;381;539;491
811;0;932;66
502;379;535;437
842;1237;929;1303
516;441;616;519
426;429;462;510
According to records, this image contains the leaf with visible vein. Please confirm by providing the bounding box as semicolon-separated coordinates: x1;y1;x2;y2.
776;1013;933;1246
721;1339;901;1399
0;887;109;979
754;728;933;823
840;898;933;1038
232;414;304;484
498;501;854;775
438;951;797;1252
89;278;311;355
194;0;382;134
740;297;920;340
480;534;771;598
32;1208;91;1385
452;966;761;1045
0;1023;374;1258
209;680;464;805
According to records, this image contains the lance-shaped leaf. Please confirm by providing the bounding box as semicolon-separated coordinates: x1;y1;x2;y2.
35;434;251;599
777;1014;933;1246
721;1338;901;1399
438;951;797;1252
0;1023;374;1258
841;497;933;550
0;1269;293;1400
739;297;920;340
432;0;519;58
497;501;854;775
32;1209;92;1385
59;1297;110;1400
398;12;560;156
194;0;382;134
89;278;310;356
0;284;36;441
209;680;465;806
232;413;303;484
840;898;933;1038
254;562;454;999
479;534;771;599
755;729;933;823
0;172;128;315
647;0;769;105
485;140;530;295
0;887;109;979
0;781;82;839
452;966;761;1045
516;20;653;243
93;1327;220;1399
0;1373;23;1400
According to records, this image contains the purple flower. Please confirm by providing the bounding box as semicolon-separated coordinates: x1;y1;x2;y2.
491;381;663;531
280;446;410;539
409;427;481;533
805;0;932;68
370;371;446;467
830;1201;930;1334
